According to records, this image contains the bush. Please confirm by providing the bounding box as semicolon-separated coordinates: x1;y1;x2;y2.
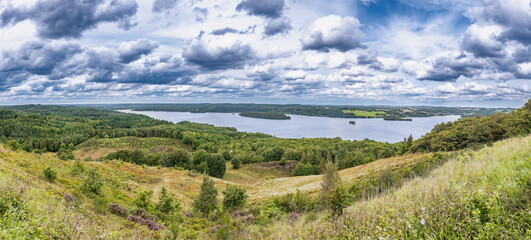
222;184;248;210
222;151;231;160
155;187;180;214
134;189;154;212
160;150;191;168
43;166;57;182
206;154;226;178
82;167;104;195
109;203;128;218
327;182;350;218
70;160;85;176
231;157;241;169
193;177;218;215
6;140;20;150
293;163;320;176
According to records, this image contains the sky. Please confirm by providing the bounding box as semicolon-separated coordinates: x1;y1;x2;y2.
0;0;529;107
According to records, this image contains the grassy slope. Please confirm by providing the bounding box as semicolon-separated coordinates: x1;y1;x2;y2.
1;136;529;239
73;137;188;159
244;136;531;239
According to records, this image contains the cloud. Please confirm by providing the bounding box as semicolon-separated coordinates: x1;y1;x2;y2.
118;39;159;63
302;15;365;52
461;24;505;58
0;0;138;39
236;0;284;18
152;0;178;12
264;17;292;36
406;53;485;81
210;26;255;36
183;39;255;70
0;41;82;76
466;0;531;45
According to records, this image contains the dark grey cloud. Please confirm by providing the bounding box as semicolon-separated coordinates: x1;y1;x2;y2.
0;0;138;39
183;40;255;70
418;54;484;81
264;17;292;36
302;15;365;52
0;41;82;75
210;26;255;36
467;0;531;45
236;0;284;18
461;27;505;58
118;39;159;63
357;54;383;70
211;27;239;35
152;0;178;12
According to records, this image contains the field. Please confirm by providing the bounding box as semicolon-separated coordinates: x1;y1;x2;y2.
342;109;387;117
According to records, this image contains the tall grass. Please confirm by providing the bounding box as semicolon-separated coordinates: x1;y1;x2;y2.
241;136;531;239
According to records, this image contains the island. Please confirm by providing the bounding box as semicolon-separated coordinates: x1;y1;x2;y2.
349;121;356;125
383;116;413;121
239;111;291;120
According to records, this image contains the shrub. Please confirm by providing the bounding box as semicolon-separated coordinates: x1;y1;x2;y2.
43;166;57;182
134;189;154;212
206;154;226;178
231;157;241;169
130;208;158;222
82;167;104;195
70;160;85;176
155;187;180;214
160;150;191;168
293;163;320;176
321;161;340;198
6;140;20;150
280;158;286;166
193;176;218;215
222;151;231;160
222;184;248;210
109;203;128;218
327;182;350;218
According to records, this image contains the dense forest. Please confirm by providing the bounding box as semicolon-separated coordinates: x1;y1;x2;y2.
239;112;291;120
89;103;511;119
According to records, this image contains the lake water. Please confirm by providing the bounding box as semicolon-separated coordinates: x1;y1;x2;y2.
119;110;460;143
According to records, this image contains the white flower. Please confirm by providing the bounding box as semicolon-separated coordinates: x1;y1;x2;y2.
420;218;425;225
421;206;426;211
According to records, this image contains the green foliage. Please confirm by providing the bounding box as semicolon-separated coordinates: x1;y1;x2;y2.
82;167;104;195
231;157;240;169
193;177;218;215
293;162;320;176
239;112;291;120
221;184;248;210
160;149;191;168
321;161;340;199
6;140;19;150
222;151;231;160
70;160;85;176
134;189;154;212
43;166;57;182
155;187;181;214
326;181;350;218
206;154;226;178
273;189;320;213
262;147;284;162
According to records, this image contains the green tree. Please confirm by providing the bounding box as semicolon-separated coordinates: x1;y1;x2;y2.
134;189;154;211
321;161;340;199
193;177;218;215
206;154;226;178
222;184;248;210
155;187;180;214
82;167;104;195
222;151;231;160
231;157;241;169
327;181;349;218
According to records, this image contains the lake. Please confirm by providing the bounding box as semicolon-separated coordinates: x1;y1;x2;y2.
118;110;460;143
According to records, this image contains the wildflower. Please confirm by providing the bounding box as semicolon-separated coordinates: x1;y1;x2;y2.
421;206;426;211
420;218;425;225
